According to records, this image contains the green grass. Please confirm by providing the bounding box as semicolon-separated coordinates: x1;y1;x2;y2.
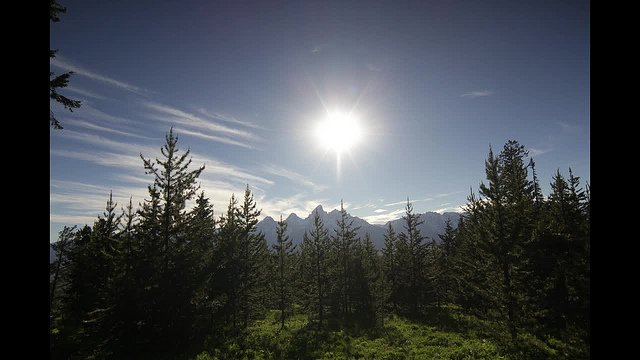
194;305;588;359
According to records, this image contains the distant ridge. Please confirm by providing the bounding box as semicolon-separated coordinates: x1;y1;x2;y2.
257;206;461;250
50;207;462;263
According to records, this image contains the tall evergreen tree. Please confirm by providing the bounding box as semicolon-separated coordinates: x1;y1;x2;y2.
236;185;269;329
329;200;361;325
139;128;205;354
300;210;331;334
432;219;457;305
381;223;398;313
215;195;243;335
273;215;296;329
475;141;536;339
396;199;429;316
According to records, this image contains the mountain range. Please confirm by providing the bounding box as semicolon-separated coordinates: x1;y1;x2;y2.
50;206;461;263
257;205;461;250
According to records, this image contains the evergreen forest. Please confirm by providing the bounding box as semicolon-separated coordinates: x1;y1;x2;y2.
50;131;590;359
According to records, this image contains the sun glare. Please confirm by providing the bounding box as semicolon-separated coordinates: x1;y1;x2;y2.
315;111;363;154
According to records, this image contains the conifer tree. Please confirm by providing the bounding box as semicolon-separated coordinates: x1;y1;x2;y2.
433;219;457;304
381;223;398;313
475;141;536;339
236;185;269;329
139;128;205;353
357;233;382;328
50;226;76;310
213;195;242;334
396;199;428;316
273;215;296;329
141;128;204;273
50;0;81;129
329;200;361;325
300;210;330;334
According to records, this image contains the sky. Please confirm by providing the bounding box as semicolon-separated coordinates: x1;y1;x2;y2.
50;0;590;242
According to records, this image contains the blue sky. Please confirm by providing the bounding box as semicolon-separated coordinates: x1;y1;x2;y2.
50;0;589;242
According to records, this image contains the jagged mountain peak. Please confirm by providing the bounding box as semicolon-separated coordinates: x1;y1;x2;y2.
257;207;461;250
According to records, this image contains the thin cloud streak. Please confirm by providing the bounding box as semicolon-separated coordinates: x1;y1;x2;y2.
363;209;406;224
63;118;155;140
71;103;138;125
461;90;492;98
528;147;553;157
175;127;255;149
63;86;106;100
52;150;144;171
55;130;159;156
262;165;328;192
384;191;464;207
53;129;273;186
431;205;465;214
50;214;100;225
384;198;432;207
51;56;147;95
198;108;264;130
143;101;258;141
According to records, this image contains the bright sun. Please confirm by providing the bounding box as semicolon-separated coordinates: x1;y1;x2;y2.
315;111;363;154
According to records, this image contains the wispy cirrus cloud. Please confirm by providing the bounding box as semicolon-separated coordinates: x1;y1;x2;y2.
69;103;138;125
528;147;553;157
373;208;387;213
197;108;263;130
174;127;255;149
143;101;259;148
51;56;147;95
262;165;328;192
50;180;150;225
55;129;158;155
384;191;464;207
62;118;155;140
384;198;431;207
63;86;106;100
363;208;406;225
350;203;376;211
461;90;492;98
52;129;274;186
52;149;144;170
431;204;465;214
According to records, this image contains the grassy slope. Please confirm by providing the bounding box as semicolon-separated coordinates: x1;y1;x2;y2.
195;306;588;359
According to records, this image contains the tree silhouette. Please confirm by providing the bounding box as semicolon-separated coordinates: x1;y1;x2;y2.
50;0;81;129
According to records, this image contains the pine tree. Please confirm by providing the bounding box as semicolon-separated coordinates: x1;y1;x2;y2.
215;195;243;335
50;0;81;129
476;141;537;339
50;226;77;310
396;199;428;317
236;185;269;329
453;194;496;316
141;127;204;273
329;200;361;325
81;192;124;357
432;219;457;305
187;191;217;343
273;215;296;329
531;169;590;335
139;128;205;353
356;233;382;328
300;210;330;335
381;223;398;313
